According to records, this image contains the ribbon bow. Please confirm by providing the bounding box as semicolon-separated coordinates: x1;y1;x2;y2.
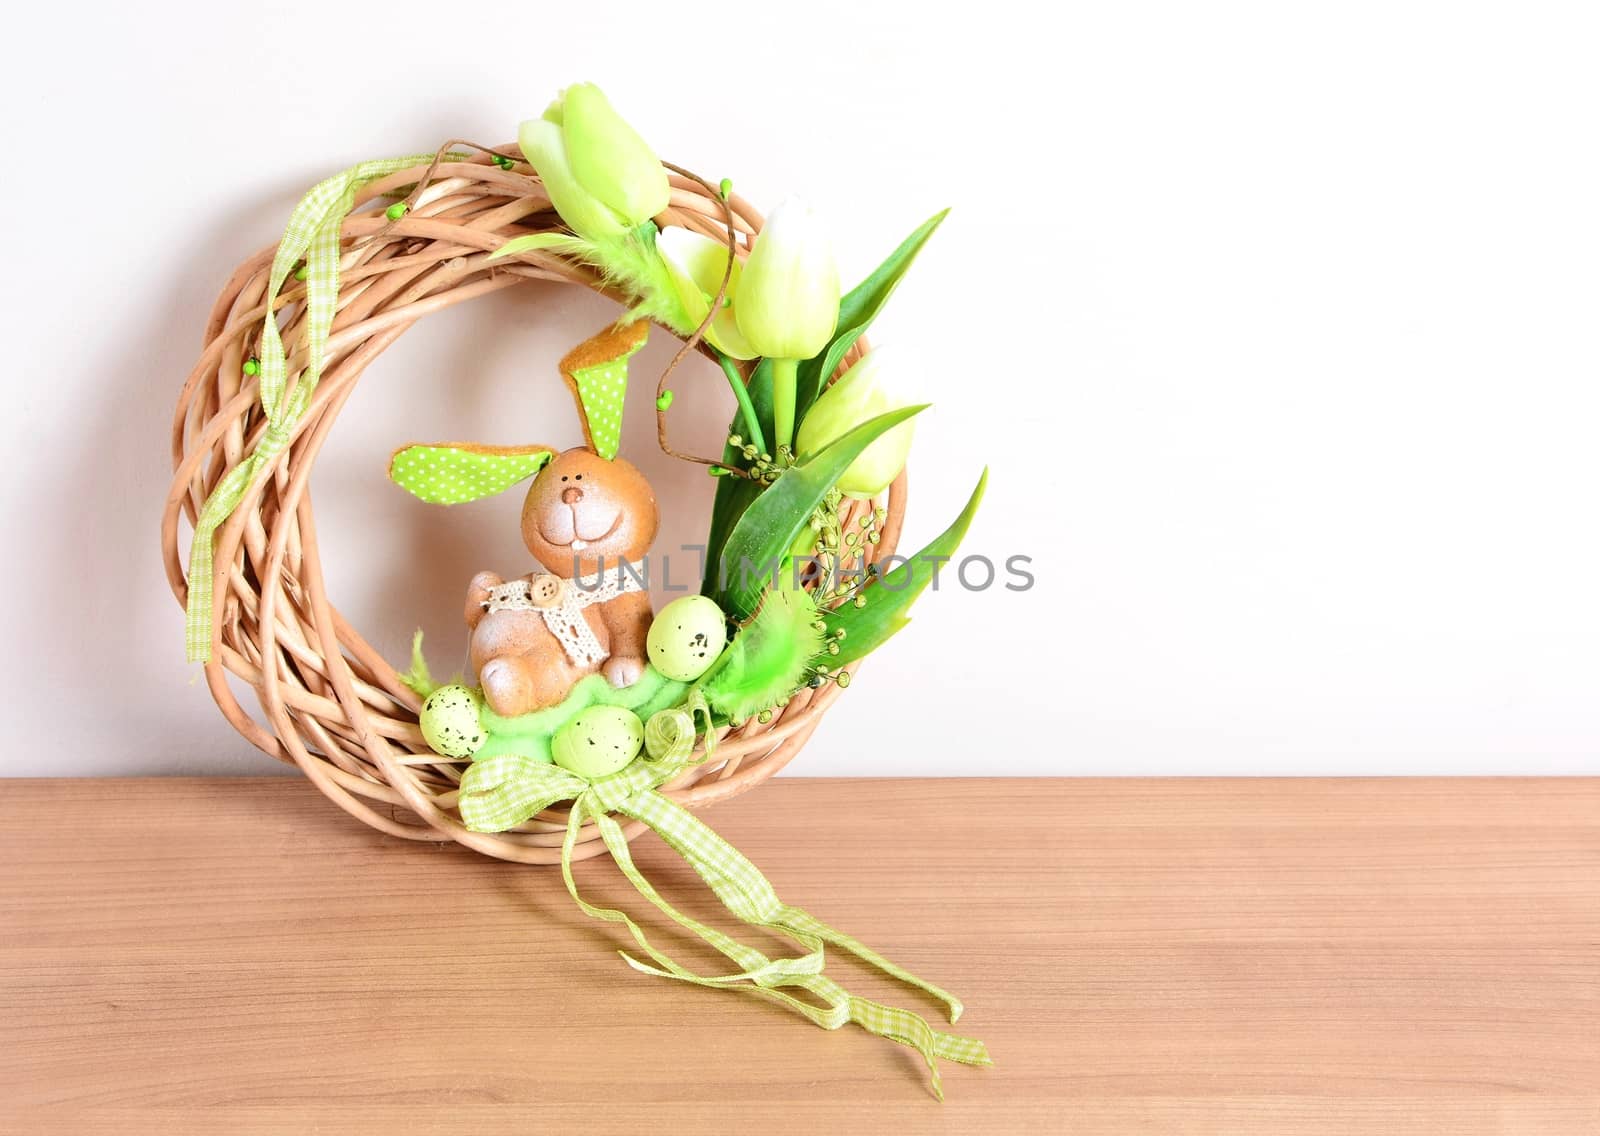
458;692;992;1099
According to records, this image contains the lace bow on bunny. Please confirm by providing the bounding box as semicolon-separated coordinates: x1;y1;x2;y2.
480;562;647;667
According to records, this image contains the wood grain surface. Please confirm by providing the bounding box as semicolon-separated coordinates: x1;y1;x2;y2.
1;777;1597;1134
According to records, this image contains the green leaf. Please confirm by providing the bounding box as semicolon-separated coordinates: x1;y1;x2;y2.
741;356;778;452
702;471;763;596
793;208;949;417
485;231;586;261
701;358;776;593
825;468;987;665
712;405;928;617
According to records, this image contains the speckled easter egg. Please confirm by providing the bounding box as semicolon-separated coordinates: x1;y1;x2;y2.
419;684;485;758
552;706;645;778
646;595;729;682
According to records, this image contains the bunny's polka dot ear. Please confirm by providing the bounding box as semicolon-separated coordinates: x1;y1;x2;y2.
560;321;650;460
388;443;554;505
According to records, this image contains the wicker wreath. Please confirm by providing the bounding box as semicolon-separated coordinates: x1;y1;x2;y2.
159;145;904;864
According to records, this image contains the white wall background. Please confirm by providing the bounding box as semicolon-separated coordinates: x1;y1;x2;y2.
2;1;1596;776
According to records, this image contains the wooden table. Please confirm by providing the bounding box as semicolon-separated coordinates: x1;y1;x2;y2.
2;778;1597;1134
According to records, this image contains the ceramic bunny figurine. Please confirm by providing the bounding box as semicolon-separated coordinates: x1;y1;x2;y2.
464;448;656;715
389;322;659;718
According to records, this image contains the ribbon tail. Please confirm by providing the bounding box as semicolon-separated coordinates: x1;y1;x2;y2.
183;455;263;662
839;992;995;1102
560;797;703;981
776;906;967;1023
560;799;819;988
608;789;991;1098
622;789;965;1015
589;808;825;987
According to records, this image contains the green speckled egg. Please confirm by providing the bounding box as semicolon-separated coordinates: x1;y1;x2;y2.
420;684;485;758
552;706;645;778
646;595;729;682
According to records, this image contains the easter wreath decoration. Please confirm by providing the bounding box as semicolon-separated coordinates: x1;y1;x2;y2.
160;83;990;1097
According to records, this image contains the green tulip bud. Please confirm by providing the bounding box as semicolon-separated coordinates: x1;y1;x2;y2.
517;118;626;240
795;346;916;498
734;197;840;361
656;227;759;360
517;83;671;242
560;84;670;225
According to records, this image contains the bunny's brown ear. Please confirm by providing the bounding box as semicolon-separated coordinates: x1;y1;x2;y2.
559;320;649;460
388;443;555;504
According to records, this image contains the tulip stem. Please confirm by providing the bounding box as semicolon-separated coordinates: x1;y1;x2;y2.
772;357;799;452
716;350;768;457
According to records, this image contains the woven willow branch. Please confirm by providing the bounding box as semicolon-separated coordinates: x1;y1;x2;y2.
159;149;904;863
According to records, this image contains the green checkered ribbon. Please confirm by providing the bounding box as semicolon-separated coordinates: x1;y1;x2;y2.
184;154;461;662
459;696;992;1099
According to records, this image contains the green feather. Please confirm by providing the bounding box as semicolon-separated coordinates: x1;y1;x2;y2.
700;588;824;721
491;224;694;332
397;630;437;698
